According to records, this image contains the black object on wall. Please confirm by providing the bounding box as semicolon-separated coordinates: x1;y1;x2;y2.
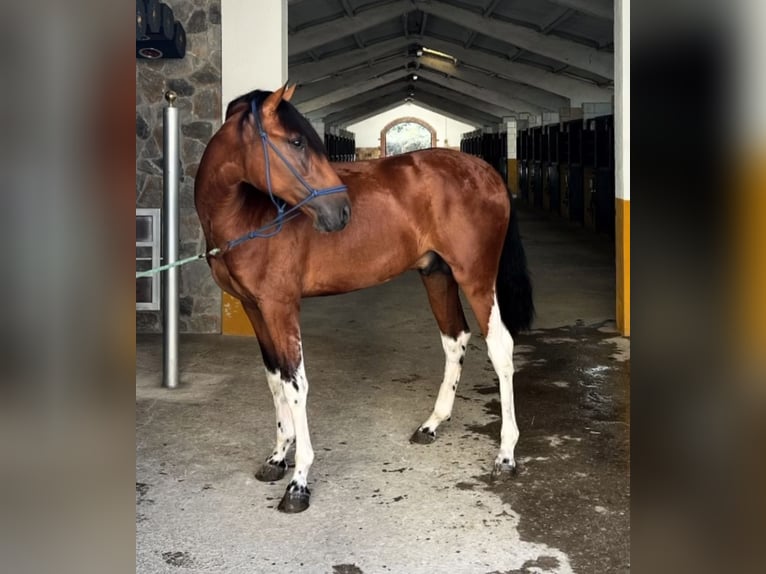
136;1;187;60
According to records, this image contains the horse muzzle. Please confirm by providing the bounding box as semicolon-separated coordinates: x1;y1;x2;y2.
314;199;351;232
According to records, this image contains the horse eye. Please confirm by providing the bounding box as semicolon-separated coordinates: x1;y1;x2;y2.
290;137;304;148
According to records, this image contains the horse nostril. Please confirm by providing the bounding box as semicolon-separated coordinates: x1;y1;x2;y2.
341;204;351;225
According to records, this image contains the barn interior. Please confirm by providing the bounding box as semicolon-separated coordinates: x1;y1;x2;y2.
136;1;630;572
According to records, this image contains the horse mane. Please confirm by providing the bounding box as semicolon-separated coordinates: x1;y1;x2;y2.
224;89;327;157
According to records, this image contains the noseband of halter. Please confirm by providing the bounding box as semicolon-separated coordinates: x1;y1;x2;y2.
252;99;347;213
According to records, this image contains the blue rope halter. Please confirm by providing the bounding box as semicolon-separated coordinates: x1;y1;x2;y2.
135;100;348;278
224;99;348;251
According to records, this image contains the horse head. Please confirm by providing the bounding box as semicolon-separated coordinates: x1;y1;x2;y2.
238;86;351;233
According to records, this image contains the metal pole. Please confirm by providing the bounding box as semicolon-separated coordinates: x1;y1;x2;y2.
162;90;180;389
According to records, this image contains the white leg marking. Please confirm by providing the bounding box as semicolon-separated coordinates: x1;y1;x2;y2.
281;352;314;490
486;293;519;469
420;331;471;434
265;368;295;465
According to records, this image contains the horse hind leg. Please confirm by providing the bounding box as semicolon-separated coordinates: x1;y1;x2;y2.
485;292;519;475
411;265;471;444
460;283;520;476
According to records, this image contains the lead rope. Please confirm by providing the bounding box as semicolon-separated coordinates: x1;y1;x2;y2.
136;248;221;278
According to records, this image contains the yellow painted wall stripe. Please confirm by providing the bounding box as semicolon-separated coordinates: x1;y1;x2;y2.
738;158;766;361
507;159;518;196
615;198;630;336
222;292;255;336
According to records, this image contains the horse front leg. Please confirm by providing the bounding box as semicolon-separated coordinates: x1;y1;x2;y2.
253;367;296;481
242;305;296;482
277;355;314;513
252;301;315;513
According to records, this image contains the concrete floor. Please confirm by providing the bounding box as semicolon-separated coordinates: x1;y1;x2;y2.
136;209;629;574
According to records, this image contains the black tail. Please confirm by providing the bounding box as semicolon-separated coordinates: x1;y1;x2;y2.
496;198;534;336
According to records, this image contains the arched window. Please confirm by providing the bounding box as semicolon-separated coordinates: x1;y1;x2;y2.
380;117;437;157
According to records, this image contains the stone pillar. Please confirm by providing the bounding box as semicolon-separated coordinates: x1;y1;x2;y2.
615;0;630;336
136;1;223;335
220;0;287;336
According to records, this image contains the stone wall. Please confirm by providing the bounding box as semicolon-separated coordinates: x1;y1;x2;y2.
136;0;221;333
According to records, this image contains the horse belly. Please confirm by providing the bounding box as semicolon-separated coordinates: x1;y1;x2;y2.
302;231;418;297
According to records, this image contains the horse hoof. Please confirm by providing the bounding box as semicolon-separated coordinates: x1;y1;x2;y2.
410;427;436;444
255;460;287;482
491;459;519;478
277;484;310;513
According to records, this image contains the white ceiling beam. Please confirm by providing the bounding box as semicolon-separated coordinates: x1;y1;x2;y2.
289;0;412;56
290;37;411;83
293;57;410;104
339;0;355;17
407;99;484;129
292;33;610;101
420;36;612;104
312;78;503;128
306;63;528;117
327;90;499;129
308;83;407;119
415;91;502;126
325;93;408;127
541;8;575;34
414;0;613;79
414;81;514;118
418;55;568;110
298;70;408;114
415;69;543;114
548;0;613;21
483;0;502;17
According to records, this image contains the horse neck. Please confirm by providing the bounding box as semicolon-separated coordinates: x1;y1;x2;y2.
199;125;274;236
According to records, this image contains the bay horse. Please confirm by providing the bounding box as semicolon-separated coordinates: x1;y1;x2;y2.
194;86;534;513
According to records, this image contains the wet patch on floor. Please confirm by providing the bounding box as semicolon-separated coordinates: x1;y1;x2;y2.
161;551;194;568
487;554;561;573
391;373;422;384
136;482;153;506
468;324;630;574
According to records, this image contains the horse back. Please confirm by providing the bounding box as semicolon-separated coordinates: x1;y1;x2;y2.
300;149;511;295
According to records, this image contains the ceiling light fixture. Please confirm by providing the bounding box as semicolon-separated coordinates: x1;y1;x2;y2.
420;46;458;65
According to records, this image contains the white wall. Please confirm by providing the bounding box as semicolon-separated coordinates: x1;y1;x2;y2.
221;0;287;122
346;104;477;148
614;0;629;201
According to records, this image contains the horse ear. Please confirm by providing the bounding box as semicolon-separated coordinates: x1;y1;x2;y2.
261;84;289;117
283;83;297;102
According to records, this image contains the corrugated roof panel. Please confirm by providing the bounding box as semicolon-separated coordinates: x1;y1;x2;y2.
311;35;361;59
356;18;406;44
423;14;475;45
551;12;613;50
491;0;564;29
470;34;522;59
289;0;346;32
